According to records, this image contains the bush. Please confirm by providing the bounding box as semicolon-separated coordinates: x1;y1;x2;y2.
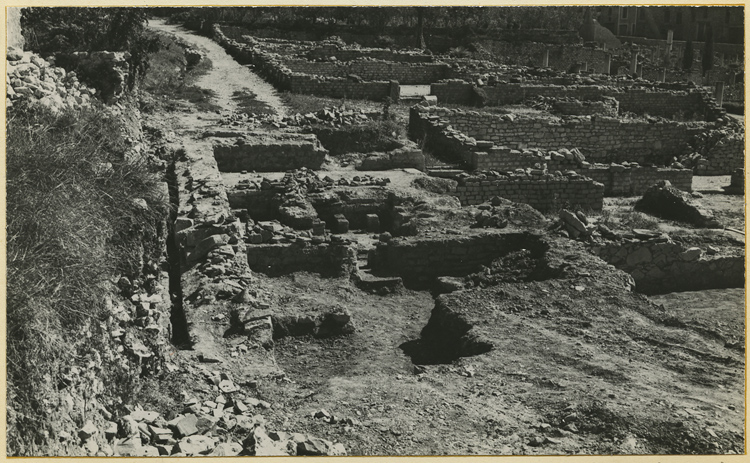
723;101;744;115
6;102;168;454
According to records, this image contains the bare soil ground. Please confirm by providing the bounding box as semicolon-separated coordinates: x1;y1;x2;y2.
143;21;746;456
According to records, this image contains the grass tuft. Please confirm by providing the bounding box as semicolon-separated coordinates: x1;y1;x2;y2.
6;100;169;455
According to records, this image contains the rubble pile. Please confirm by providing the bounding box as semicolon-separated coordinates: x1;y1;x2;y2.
6;47;96;112
635;180;720;228
72;391;346;457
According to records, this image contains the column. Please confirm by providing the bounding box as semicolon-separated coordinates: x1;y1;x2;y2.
714;82;725;106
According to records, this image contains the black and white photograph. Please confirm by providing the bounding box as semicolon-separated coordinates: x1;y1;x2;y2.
5;3;746;458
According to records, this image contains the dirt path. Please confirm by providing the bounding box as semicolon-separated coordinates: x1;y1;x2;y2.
148;18;287;117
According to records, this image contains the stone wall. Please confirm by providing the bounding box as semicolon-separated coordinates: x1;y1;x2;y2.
368;231;546;283
357;146;426;171
591;236;745;294
283;58;449;85
211;25;397;102
430;81;722;120
306;44;434;63
585;167;692;195
698;132;746;175
247;241;357;277
454;173;604;211
414;106;699;165
212;134;328;172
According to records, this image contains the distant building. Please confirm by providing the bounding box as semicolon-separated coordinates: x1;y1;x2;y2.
597;6;743;44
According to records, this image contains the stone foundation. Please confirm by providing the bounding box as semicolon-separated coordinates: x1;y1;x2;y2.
213;133;328;172
247;241;357;277
591;236;745;294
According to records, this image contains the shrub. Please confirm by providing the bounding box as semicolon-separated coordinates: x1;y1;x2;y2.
6;101;169;454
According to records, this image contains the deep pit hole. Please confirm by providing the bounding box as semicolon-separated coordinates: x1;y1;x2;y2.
166;160;191;348
400;299;493;365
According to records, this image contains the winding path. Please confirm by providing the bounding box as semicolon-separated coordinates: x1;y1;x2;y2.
149;18;287;117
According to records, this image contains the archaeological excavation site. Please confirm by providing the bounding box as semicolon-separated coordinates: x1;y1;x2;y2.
6;6;746;457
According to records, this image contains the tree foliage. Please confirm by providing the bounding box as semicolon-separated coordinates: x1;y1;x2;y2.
21;7;159;88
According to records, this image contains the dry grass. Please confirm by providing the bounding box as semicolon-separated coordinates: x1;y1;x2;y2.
6;101;169;455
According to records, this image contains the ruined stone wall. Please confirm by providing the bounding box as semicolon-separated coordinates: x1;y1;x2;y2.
454;174;604;211
357;147;426;171
420;106;696;164
585;167;693;195
246;242;357;277
698;132;746;175
212;25;397;102
282;58;449;85
212;135;328;172
368;232;545;282
592;237;745;294
430;81;721;120
306;45;434;63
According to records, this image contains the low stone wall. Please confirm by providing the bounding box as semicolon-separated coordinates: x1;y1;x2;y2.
283;58;449;85
430;81;722;120
246;241;357;277
585;167;692;195
211;25;397;101
306;44;434;63
698;132;746;175
212;134;328;172
357;146;426;171
368;231;546;283
591;236;745;294
413;106;699;165
553;98;618;117
454;173;604;211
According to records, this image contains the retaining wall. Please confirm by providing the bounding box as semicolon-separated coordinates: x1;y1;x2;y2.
454;173;604;211
357;146;426;171
591;236;745;294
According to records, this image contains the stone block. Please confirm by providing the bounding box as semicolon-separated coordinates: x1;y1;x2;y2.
333;214;349;234
366;214;380;233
